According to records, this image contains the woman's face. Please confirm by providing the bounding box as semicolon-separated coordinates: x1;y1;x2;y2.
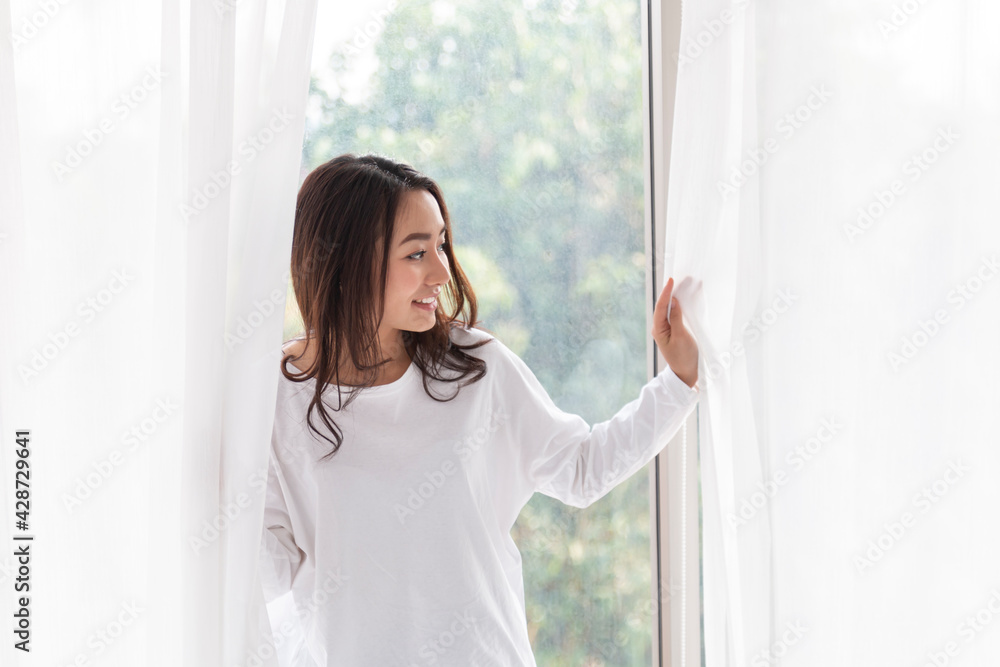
378;188;451;356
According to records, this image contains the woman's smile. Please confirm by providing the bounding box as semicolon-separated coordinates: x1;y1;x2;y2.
412;296;437;311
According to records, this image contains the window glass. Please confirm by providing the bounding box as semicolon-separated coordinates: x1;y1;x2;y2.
291;1;655;662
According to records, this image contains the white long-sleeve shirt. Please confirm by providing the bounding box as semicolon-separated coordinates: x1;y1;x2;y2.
259;324;700;666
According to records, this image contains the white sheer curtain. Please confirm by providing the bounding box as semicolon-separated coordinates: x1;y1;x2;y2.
0;1;316;665
665;0;1000;663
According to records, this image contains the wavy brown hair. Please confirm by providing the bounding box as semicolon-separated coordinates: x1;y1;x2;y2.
283;153;494;462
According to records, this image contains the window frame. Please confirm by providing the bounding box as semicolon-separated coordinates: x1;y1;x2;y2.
641;1;704;666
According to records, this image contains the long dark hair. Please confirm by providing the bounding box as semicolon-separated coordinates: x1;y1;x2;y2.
283;153;493;462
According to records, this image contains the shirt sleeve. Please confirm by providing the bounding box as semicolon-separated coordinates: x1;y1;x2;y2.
494;340;700;509
258;445;306;605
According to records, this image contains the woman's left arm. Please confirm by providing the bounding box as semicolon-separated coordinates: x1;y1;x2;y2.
496;277;700;509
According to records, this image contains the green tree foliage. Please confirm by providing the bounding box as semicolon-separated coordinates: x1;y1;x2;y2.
301;1;659;663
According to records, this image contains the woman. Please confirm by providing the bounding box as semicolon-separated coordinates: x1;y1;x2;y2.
259;153;700;666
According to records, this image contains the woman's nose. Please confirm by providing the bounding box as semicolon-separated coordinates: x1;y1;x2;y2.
431;249;451;285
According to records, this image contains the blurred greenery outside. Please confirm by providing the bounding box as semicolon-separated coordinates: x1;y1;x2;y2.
282;1;677;664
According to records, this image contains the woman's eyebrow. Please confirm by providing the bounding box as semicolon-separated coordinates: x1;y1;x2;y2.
398;223;446;245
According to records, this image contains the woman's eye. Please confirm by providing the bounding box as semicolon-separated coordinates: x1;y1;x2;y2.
408;242;448;260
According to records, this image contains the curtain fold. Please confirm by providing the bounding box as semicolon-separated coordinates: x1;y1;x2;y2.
664;0;771;661
664;0;1000;663
0;1;317;665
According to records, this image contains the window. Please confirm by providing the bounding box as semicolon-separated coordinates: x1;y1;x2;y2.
287;1;689;663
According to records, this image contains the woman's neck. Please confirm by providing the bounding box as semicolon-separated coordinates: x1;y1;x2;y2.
287;336;411;386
